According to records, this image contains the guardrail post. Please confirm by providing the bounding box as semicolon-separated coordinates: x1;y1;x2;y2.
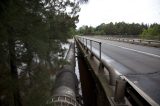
90;40;93;58
111;79;127;105
114;79;126;101
86;39;87;51
148;41;151;44
99;42;103;71
83;38;84;45
90;40;92;52
139;40;142;43
99;42;101;60
85;39;87;46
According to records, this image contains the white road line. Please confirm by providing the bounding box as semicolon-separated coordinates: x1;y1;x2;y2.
81;37;160;58
103;42;160;58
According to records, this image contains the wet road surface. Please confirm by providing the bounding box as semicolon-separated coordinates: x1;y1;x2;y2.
81;36;160;104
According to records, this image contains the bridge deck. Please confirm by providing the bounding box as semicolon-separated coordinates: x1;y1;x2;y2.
80;36;160;105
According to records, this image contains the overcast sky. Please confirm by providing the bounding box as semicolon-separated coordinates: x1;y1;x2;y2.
76;0;160;28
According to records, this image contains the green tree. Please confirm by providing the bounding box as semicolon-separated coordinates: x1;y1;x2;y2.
78;22;148;37
0;0;80;105
141;24;160;40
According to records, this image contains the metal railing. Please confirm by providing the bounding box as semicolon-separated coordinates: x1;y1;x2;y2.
75;36;159;106
77;36;117;86
104;37;160;47
78;37;102;60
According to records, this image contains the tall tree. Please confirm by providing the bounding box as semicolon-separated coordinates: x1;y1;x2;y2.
0;0;80;105
78;22;149;37
141;24;160;40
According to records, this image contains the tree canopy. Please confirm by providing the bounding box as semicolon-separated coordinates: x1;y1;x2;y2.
141;23;160;40
78;22;160;40
0;0;80;105
77;22;148;37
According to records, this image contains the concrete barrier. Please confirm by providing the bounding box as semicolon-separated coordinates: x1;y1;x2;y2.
76;36;159;106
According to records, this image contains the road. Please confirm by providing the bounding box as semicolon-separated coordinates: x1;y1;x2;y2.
82;36;160;104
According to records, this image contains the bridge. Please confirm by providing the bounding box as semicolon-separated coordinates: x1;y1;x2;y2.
51;36;160;106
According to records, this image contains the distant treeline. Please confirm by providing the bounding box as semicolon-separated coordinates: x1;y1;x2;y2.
77;22;160;40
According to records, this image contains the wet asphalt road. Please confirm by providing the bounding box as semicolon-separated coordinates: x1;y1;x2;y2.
82;36;160;104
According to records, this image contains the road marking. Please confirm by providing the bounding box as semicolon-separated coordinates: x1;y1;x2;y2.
103;42;160;58
81;37;160;58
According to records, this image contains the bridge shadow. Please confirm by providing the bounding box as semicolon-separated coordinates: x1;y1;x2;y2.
78;53;97;106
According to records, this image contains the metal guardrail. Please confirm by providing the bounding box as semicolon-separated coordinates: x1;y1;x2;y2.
76;36;159;106
78;37;102;60
78;36;117;86
105;37;160;47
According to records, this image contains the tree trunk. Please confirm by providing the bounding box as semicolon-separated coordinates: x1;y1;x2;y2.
25;42;33;86
8;27;22;106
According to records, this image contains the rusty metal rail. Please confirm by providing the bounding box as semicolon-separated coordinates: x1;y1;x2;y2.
76;36;159;106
